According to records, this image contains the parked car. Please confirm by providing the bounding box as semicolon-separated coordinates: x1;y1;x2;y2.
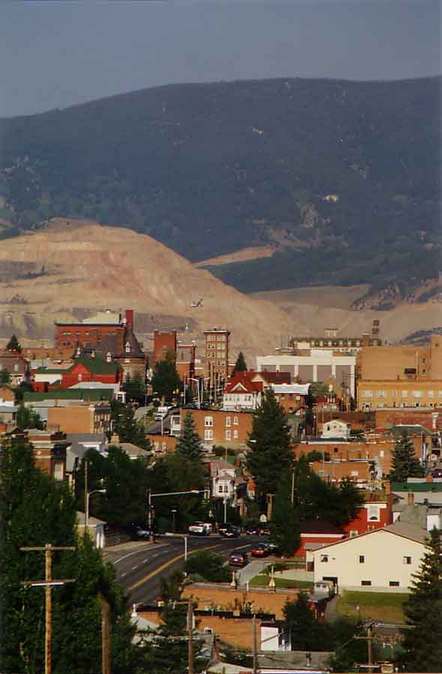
250;544;270;558
245;524;260;535
229;551;248;567
264;543;279;555
258;526;270;536
188;522;211;536
220;525;241;538
127;524;152;540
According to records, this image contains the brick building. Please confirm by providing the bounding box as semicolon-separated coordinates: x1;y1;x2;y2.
153;330;177;364
0;350;29;386
204;328;230;389
177;408;252;450
27;429;69;481
33;354;120;391
176;343;196;381
47;402;112;435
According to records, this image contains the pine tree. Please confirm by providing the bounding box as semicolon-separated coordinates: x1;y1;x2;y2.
270;471;300;555
5;334;22;352
0;369;10;385
247;389;293;498
176;412;203;462
111;400;151;449
401;527;442;672
232;351;247;374
16;403;44;430
389;431;424;483
284;592;330;650
123;372;147;404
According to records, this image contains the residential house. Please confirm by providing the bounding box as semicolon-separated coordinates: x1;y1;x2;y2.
32;354;121;391
296;520;345;560
178;408;253;450
223;371;263;411
320;419;351;439
312;521;428;592
270;383;310;414
47;402;111;435
209;459;237;500
0;350;29;385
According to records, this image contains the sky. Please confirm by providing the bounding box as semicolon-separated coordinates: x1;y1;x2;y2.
0;0;440;118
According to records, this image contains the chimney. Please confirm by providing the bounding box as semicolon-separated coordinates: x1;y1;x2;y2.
407;491;415;506
125;309;134;330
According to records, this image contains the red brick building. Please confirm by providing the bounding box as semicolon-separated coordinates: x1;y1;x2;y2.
178;408;253;450
153;330;177;364
33;355;121;391
176;343;196;381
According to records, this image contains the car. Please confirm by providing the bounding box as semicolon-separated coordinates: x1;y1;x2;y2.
229;551;248;567
264;543;279;555
431;468;442;479
258;526;270;536
127;525;152;540
220;525;240;538
188;522;211;536
250;544;270;558
245;525;260;535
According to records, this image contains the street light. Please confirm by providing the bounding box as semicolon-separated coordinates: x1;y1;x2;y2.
85;489;106;529
171;508;177;532
146;488;207;541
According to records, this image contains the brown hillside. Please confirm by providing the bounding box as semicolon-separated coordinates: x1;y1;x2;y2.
0;219;301;356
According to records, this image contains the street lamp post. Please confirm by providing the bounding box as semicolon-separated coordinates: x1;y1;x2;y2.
171;508;177;532
147;488;206;541
86;489;106;529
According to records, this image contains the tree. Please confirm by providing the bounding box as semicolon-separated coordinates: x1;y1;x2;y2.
232;351;247;374
389;431;424;483
0;438;138;674
247;389;293;499
0;369;10;385
151;350;181;402
5;334;22;352
111;400;151;449
283;593;331;650
401;528;442;672
123;372;147;404
184;550;230;582
176;413;203;462
270;472;300;555
16;403;44;430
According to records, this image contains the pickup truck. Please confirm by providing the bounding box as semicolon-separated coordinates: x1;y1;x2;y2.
188;522;212;536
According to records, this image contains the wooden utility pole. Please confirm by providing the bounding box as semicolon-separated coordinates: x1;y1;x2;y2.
99;594;112;674
21;544;75;674
187;601;194;674
355;621;376;672
252;614;258;674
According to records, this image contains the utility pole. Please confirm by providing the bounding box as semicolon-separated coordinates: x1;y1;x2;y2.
290;468;295;505
187;601;194;674
252;613;258;674
84;458;88;528
355;621;376;672
20;544;75;674
147;488;153;541
99;594;112;674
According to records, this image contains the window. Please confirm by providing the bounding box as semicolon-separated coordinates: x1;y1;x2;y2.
363;390;373;398
350;530;358;537
225;416;231;427
233;430;238;440
218;485;224;493
361;580;372;586
225;430;232;441
368;505;380;522
204;429;213;441
389;581;400;587
233;416;239;425
204;416;213;427
359;555;365;564
320;554;328;563
403;556;412;565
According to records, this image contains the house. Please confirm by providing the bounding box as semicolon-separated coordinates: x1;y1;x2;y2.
76;511;106;548
27;429;69;481
223;371;263;411
342;492;393;537
309;458;374;487
0;351;29;385
178;408;253;450
312;520;428;592
0;403;17;425
47;402;112;435
270;383;310;414
320;419;351;440
33;354;121;391
0;386;15;404
209;459;237;499
295;520;345;560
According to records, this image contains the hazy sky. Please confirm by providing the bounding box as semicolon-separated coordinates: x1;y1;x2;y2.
0;0;440;118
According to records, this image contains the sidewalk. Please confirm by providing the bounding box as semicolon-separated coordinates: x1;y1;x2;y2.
236;559;268;586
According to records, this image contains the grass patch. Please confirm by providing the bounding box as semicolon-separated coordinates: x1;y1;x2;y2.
336;591;408;624
249;575;312;589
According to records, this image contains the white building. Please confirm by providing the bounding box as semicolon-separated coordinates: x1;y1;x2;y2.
209;460;236;500
313;521;427;592
320;419;351;440
256;350;356;397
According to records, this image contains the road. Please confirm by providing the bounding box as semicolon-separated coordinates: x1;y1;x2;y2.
104;535;262;604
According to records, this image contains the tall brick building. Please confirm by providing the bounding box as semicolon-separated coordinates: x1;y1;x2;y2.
204;328;230;390
153;330;177;364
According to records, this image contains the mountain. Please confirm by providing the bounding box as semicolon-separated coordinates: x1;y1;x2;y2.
0;77;440;298
0;218;303;356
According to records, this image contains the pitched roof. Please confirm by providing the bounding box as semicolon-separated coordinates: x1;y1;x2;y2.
224;371;263;394
314;520;428;552
300;519;344;535
254;370;291;384
72;355;119;375
23;389;113;402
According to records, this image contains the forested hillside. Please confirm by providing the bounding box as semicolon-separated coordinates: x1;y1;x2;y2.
0;76;440;295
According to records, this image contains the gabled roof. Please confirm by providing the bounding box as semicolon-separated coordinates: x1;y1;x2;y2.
224;371;263;394
300;519;344;535
314;520;428;553
253;370;292;385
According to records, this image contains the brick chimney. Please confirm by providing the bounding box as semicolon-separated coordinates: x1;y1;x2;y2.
125;309;134;329
407;491;415;506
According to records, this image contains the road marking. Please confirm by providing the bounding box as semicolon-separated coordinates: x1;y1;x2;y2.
112;543;168;565
128;542;223;593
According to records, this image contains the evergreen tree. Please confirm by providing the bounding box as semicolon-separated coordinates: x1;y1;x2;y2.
151;350;181;402
111;400;151;449
0;369;10;385
401;527;442;672
123;372;147;404
16;403;44;430
389;431;424;483
270;472;300;555
0;438;138;674
284;593;331;650
247;389;293;498
176;413;203;462
232;351;247;374
6;334;22;352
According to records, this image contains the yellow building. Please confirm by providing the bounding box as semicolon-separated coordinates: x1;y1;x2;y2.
358;379;442;410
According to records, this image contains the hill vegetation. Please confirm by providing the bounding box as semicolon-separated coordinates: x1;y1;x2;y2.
0;76;440;296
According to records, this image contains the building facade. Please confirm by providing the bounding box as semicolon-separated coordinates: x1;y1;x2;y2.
204;328;230;389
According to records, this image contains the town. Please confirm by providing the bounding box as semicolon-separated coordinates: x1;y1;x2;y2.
0;309;441;673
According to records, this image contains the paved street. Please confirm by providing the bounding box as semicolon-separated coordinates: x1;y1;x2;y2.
104;535;261;604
